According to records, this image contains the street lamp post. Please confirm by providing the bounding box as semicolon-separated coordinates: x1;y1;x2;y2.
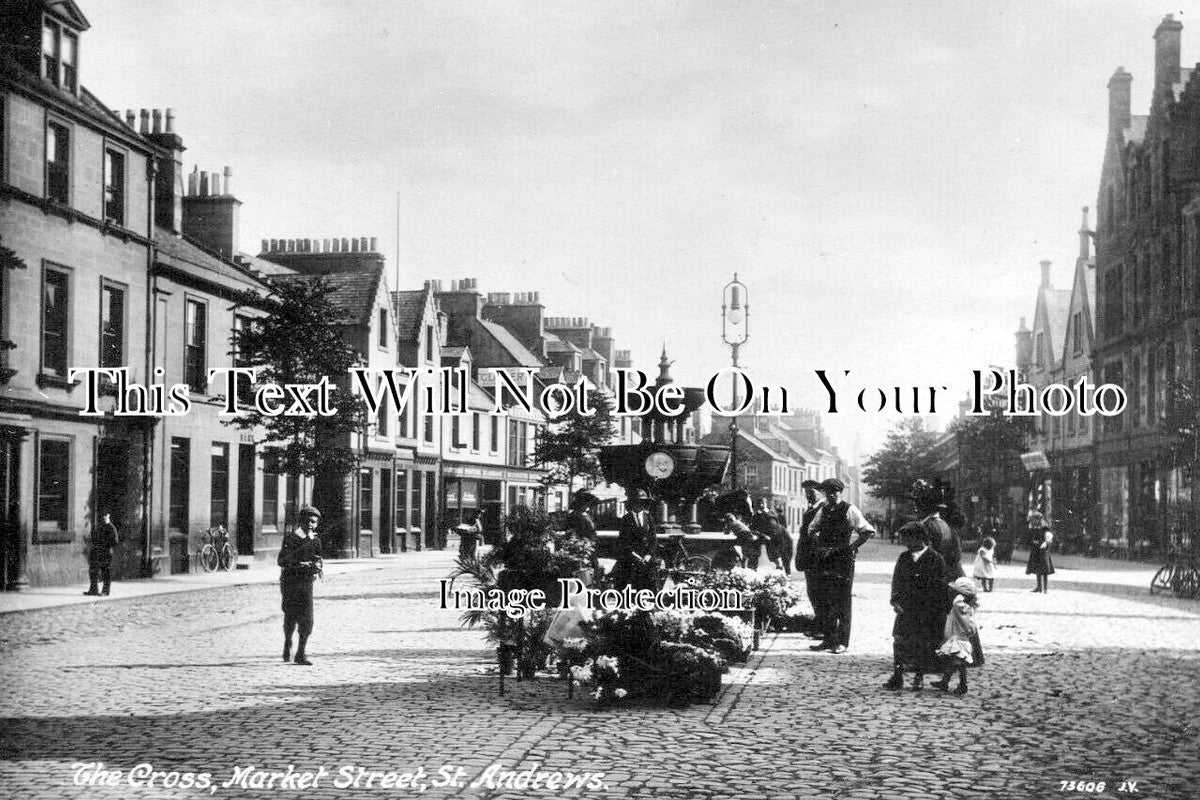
721;274;749;490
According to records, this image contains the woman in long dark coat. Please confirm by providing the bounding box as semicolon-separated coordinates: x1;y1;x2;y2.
279;505;323;665
884;522;948;691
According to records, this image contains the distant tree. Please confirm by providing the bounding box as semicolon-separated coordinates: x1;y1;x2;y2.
861;417;941;506
532;388;617;503
0;237;28;385
227;277;367;479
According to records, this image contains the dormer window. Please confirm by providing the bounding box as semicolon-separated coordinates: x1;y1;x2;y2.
42;19;79;92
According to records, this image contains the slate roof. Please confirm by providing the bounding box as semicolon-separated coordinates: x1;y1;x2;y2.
270;263;383;327
477;319;543;366
545;336;581;354
738;429;801;467
391;289;431;343
155;229;269;290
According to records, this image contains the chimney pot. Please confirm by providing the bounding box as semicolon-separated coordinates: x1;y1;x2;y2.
261;239;268;253
124;109;136;128
139;108;150;133
151;109;162;134
351;238;360;253
222;166;232;196
1039;260;1052;288
199;171;210;196
211;172;221;196
165;108;175;134
341;238;349;252
323;238;331;253
369;236;377;252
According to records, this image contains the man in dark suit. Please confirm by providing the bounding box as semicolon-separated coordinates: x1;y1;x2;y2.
614;489;657;589
809;479;874;654
795;480;824;632
84;513;119;596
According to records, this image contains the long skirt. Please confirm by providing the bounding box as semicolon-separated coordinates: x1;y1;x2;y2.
1025;547;1055;576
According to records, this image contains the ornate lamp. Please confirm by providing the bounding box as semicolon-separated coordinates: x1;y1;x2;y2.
721;274;749;489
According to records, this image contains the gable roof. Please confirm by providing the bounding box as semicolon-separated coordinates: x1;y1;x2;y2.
477;318;543;366
270;264;383;327
391;288;432;343
1036;286;1073;363
45;0;89;30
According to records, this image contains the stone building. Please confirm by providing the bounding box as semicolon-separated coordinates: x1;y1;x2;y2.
1093;15;1200;554
1;0;156;587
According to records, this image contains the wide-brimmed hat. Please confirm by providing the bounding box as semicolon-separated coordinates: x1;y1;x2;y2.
948;577;976;597
298;505;322;519
819;478;845;494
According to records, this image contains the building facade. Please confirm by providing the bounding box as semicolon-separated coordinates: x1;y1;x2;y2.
1093;16;1200;555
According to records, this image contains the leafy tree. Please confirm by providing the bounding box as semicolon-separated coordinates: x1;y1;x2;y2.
227;277;367;479
861;416;941;506
0;237;28;384
531;388;617;503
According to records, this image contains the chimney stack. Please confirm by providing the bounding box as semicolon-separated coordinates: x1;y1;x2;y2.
1108;67;1132;133
183;162;243;258
1039;260;1051;288
143;108;186;233
1154;14;1183;89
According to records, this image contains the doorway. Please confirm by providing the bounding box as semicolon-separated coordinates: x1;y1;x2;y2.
0;431;20;590
236;444;255;555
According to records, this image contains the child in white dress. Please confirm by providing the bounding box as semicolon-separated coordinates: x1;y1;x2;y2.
973;537;996;592
933;577;985;695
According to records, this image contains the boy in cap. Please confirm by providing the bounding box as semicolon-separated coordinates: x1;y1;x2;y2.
278;505;323;665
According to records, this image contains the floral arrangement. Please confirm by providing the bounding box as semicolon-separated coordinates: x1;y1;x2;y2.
449;506;595;679
695;568;806;630
559;608;740;706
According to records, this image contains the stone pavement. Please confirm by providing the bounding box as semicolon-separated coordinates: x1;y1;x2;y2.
1;541;1198;800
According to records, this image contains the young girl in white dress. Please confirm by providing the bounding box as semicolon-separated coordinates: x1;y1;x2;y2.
933;577;985;695
973;536;996;592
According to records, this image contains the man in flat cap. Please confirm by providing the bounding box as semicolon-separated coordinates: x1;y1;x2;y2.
278;505;323;665
808;478;874;653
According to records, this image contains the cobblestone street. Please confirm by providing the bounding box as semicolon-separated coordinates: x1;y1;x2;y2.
2;542;1198;800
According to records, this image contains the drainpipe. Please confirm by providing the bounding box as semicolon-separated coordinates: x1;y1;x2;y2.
141;157;157;577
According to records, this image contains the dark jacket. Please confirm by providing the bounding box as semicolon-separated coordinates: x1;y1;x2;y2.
89;522;119;564
278;532;322;578
922;514;964;579
617;510;656;561
813;501;857;578
890;547;948;670
795;503;821;572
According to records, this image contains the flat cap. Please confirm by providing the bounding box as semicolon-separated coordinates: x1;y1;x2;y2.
819;478;845;494
801;479;820;489
298;505;322;519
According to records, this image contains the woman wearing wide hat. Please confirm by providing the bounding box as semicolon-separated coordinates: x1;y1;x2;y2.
278;505;323;665
613;489;657;589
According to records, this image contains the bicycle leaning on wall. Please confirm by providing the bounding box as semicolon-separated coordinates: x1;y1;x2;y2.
198;524;234;573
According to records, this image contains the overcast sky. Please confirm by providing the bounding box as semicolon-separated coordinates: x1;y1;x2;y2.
82;0;1188;457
